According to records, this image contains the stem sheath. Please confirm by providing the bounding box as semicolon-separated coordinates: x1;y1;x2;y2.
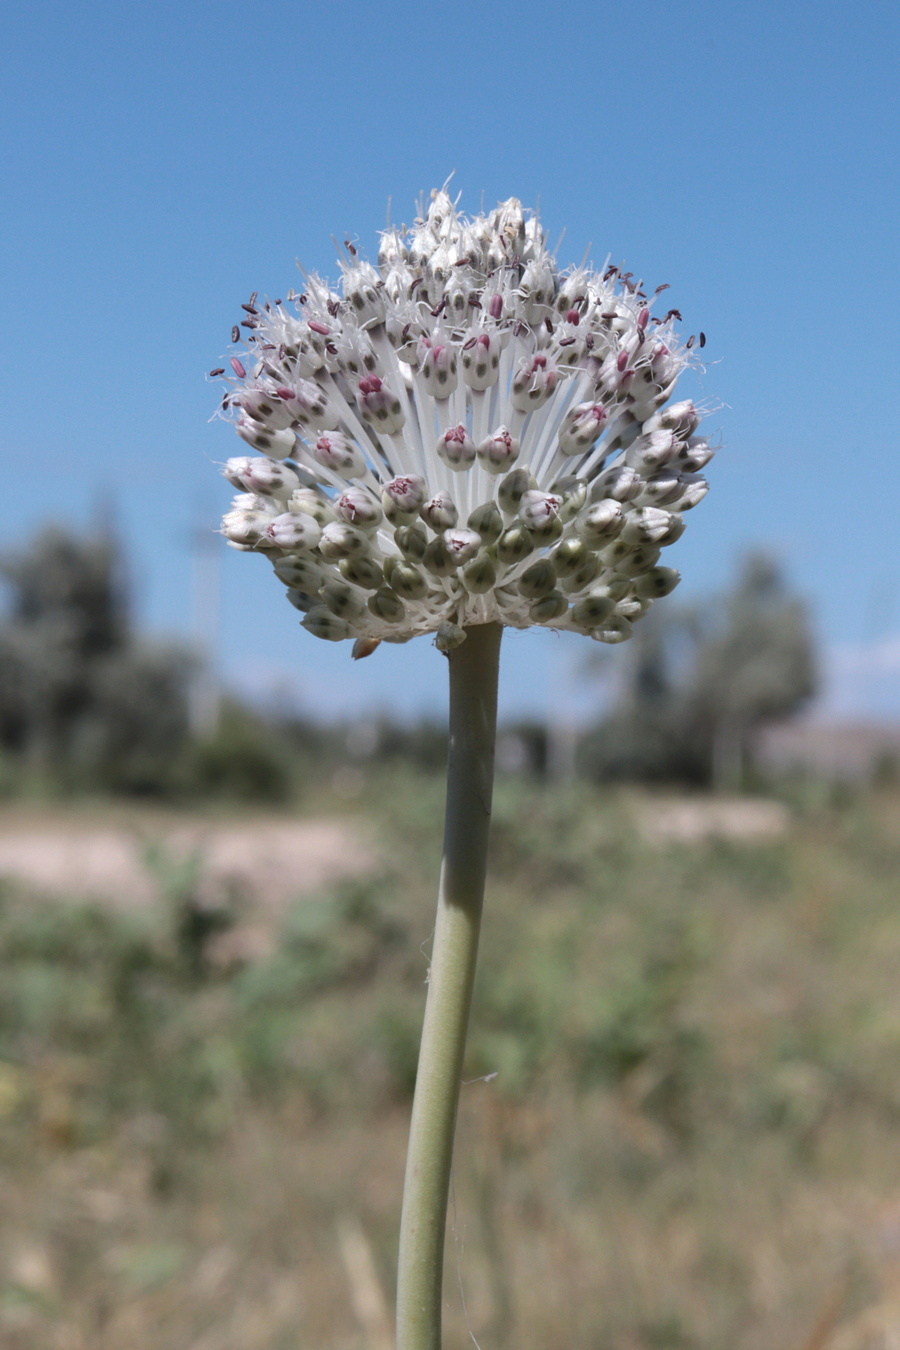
396;621;503;1350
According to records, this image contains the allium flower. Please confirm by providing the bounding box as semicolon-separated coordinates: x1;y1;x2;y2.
214;189;711;655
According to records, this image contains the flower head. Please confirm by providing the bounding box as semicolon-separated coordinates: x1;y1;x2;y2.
215;189;712;651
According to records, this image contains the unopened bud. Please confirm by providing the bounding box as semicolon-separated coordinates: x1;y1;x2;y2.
422;537;457;576
435;622;467;652
443;529;482;565
335;487;383;531
558;402;607;455
236;418;297;460
592;615;634;644
290;488;335;525
420;492;459;531
467;501;503;545
518;491;563;541
356;375;405;433
273;555;324;590
625;430;680;473
312;431;367;478
301;607;351;642
339;555;384;589
321;581;366;620
615;545;662;576
224;456;300;497
589;577;631;602
394;523;428;560
265;512;323;551
437;424;476;470
497;467;534;514
461;332;502;390
679;437;715;472
461;554;497;593
577;499;624;544
478;427;520;475
571;594;616;627
367;587;407;623
590;465;642;503
620;507;673;544
420;340;459;398
391;564;429;600
658;512;686;546
383;475;427;523
318;522;370;559
673;474;709;510
238;388;295;430
221;510;270;546
560;556;602;593
511;354;560;413
549;476;588;521
518;559;558;599
643;399;699;438
285;589;316;612
529;592;568;623
637;471;682;505
496;526;534;564
633;566;681;598
551;537;591;576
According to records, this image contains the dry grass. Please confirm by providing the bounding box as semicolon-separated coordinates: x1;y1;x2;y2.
1;776;900;1349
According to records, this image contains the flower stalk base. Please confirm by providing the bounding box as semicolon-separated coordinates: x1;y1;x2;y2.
396;620;503;1350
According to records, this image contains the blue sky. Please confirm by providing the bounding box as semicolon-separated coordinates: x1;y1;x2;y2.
3;0;899;722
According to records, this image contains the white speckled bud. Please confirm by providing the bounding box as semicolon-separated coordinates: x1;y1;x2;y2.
467;501;504;545
236;418;297;460
382;475;428;523
558;402;607;455
518;559;558;599
633;566;681;598
437;424;476;471
318;522;370;559
461;333;502;390
265;512;323;551
576;499;624;544
312;431;367;478
421;492;459;531
420;340;458;398
335;487;383;531
367;587;407;622
529;592;568;623
321;581;367;620
620;507;673;545
478;427;520;475
443;528;482;565
224;456;300;498
301;607;352;641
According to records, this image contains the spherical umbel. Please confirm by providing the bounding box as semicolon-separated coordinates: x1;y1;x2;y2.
214;188;713;649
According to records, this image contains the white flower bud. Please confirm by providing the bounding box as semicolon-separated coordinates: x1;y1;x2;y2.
301;607;352;642
422;537;457;576
576;499;624;544
625;430;680;473
518;490;563;542
620;507;673;545
421;492;458;531
285;588;316;612
633;567;681;599
551;537;592;576
558;402;607;455
311;432;367;479
590;577;631;602
590;465;643;503
237;388;295;430
643;399;699;438
592;615;634;644
273;379;332;427
393;523;428;560
335;487;383;531
382;475;427;522
672;474;709;510
236;418;297;460
356;376;405;433
265;512;323;551
420;339;459;398
318;522;370;559
679;438;715;472
559;556;602;593
549;476;588;521
461;333;502;390
221;509;270;546
510;354;560;413
442;529;482;566
478;427;520;476
437;424;476;471
637;471;683;505
224;456;300;498
658;512;686;546
614;545;662;577
289;488;335;525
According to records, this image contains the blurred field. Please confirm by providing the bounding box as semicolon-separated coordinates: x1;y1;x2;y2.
1;772;900;1349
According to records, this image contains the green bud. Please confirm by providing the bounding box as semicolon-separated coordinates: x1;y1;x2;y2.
571;594;616;627
339;555;384;589
289;488;335;526
518;559;558;599
461;554;497;594
498;467;535;515
285;589;316;613
273;555;324;590
367;588;407;623
550;476;588;522
435;622;467;652
589;577;630;602
615;545;661;577
633;566;681;598
423;537;457;576
467;501;504;545
394;523;428;561
559;556;602;593
496;526;534;564
529;591;568;623
391;564;428;600
551;536;591;577
320;581;366;619
301;607;351;641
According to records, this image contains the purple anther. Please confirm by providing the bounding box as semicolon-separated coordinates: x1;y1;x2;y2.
230;357;246;378
638;307;650;331
275;387;294;399
489;294;503;319
616;351;629;372
565;309;581;326
308;320;330;336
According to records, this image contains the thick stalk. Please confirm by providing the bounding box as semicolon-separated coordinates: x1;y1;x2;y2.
396;621;503;1350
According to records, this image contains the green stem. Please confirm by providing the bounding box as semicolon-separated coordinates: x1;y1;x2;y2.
396;621;503;1350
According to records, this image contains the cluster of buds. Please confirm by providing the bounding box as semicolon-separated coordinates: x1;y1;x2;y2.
215;189;712;653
